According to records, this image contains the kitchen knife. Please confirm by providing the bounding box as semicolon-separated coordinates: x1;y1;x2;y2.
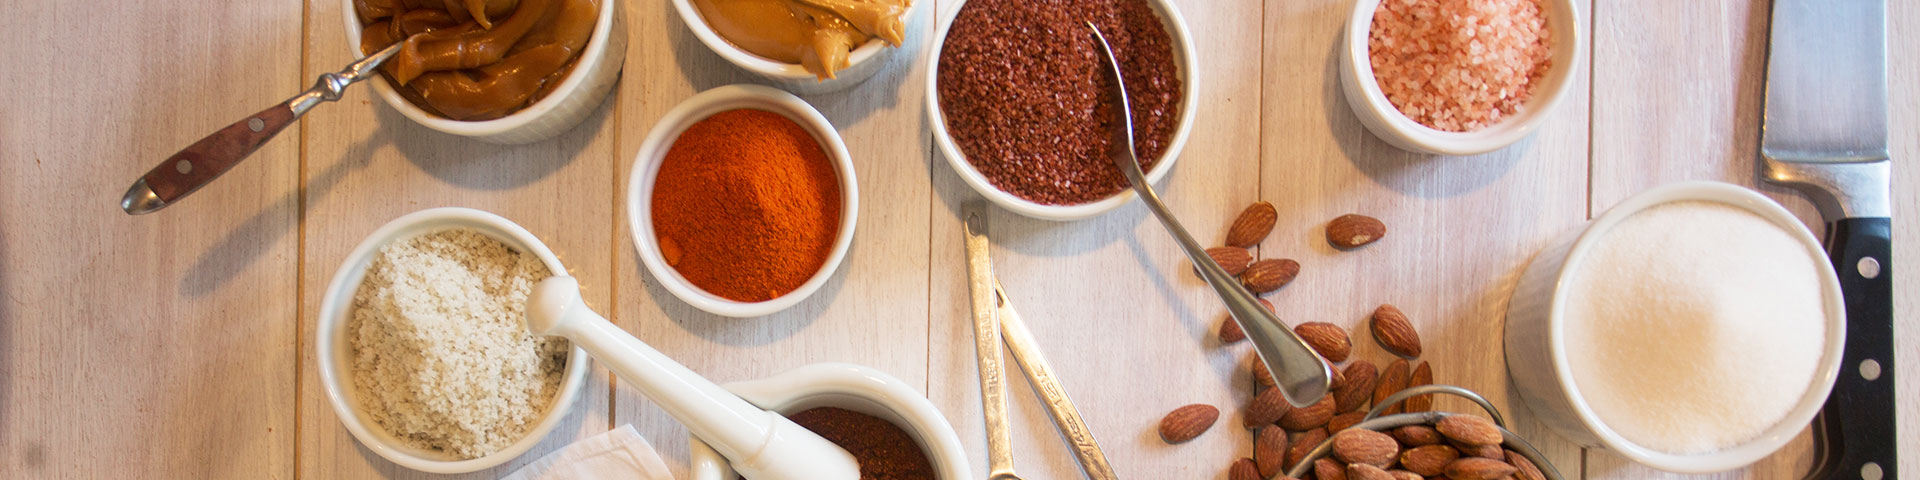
1758;1;1894;479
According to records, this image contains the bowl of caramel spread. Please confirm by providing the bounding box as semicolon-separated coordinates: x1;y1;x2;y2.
345;0;626;144
673;0;917;93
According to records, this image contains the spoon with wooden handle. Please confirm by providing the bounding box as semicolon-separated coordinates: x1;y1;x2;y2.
120;41;404;215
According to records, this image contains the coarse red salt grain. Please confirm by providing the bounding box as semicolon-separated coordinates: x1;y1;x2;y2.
1369;0;1553;132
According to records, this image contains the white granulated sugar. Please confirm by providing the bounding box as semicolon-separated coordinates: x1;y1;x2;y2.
1562;201;1826;454
350;229;568;459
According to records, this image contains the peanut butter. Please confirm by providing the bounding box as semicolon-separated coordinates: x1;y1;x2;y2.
691;0;910;79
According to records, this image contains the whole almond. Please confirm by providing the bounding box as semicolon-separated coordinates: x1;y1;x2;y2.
1335;360;1379;412
1443;458;1517;480
1387;470;1423;480
1295;322;1353;362
1256;426;1289;477
1241;258;1301;293
1452;440;1504;459
1206;246;1254;276
1348;464;1395;480
1405;361;1434;412
1315;458;1349;480
1369;304;1423;358
1327;214;1387;248
1227;202;1279;247
1372;359;1411;415
1328;410;1366;433
1229;457;1261;480
1331;429;1400;468
1158;404;1218;444
1245;387;1291;428
1506;449;1547;480
1390;425;1442;446
1326;357;1348;390
1278;394;1337;431
1399;445;1460;476
1254;359;1276;389
1287;428;1329;470
1435;415;1502;446
1219;316;1247;344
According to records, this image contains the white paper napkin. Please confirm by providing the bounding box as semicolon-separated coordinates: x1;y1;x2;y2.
502;425;674;480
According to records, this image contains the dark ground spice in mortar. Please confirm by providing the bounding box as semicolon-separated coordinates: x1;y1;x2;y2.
936;0;1183;206
737;407;934;480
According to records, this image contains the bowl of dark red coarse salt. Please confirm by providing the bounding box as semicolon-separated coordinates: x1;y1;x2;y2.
927;0;1198;221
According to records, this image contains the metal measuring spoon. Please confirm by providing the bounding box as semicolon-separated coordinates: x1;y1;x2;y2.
120;40;406;215
1088;23;1331;407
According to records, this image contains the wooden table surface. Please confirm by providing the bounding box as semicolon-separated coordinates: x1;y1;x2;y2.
2;0;1913;478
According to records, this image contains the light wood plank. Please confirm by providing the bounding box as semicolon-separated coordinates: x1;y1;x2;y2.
1258;0;1593;477
1589;0;1916;478
294;0;619;476
924;0;1267;476
0;0;303;477
1891;3;1920;478
608;1;934;478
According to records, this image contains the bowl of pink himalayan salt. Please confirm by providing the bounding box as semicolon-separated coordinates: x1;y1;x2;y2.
1340;0;1583;155
1503;181;1845;473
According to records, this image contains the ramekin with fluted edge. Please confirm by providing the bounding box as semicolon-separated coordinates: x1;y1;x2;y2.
926;0;1198;221
316;207;592;473
1503;181;1845;473
669;0;921;94
626;84;859;318
1340;0;1582;155
341;0;627;144
687;363;971;479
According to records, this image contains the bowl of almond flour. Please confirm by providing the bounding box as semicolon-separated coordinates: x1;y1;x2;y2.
316;208;591;473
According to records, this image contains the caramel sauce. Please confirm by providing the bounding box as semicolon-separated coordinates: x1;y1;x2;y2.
691;0;910;79
355;0;598;120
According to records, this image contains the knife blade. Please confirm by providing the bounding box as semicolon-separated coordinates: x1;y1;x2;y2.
1757;0;1895;478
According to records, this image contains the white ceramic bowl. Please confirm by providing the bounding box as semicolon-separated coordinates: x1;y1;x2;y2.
341;0;628;144
1340;0;1582;155
686;363;972;479
669;0;920;94
316;207;593;473
926;0;1199;221
1503;181;1845;473
626;85;859;318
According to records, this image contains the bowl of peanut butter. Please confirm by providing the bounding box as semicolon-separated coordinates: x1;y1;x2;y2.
344;0;627;144
673;0;919;94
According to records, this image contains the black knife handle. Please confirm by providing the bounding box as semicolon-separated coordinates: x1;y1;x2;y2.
1812;217;1894;480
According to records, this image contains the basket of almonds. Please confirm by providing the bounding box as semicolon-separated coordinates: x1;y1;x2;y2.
1281;384;1562;480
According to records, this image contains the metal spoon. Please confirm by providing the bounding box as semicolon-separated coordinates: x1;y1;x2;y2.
1088;23;1331;407
120;41;406;215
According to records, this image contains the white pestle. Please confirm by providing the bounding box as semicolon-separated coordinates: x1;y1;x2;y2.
526;276;861;480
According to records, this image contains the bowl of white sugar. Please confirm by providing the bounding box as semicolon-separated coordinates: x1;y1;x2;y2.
1504;181;1844;473
316;208;592;473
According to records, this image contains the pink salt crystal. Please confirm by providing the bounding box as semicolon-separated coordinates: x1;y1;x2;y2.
1369;0;1553;132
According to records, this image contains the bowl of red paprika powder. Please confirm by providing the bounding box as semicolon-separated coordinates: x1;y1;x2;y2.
627;84;858;318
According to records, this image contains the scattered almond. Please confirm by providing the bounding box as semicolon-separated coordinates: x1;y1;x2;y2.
1229;457;1261;480
1206;246;1254;276
1227;202;1279;248
1219;316;1247;344
1372;359;1411;415
1278;394;1336;431
1398;444;1460;476
1506;449;1547;480
1335;360;1379;413
1389;425;1442;446
1253;358;1276;389
1245;387;1291;428
1443;458;1517;480
1386;470;1423;480
1435;415;1502;446
1452;440;1504;460
1295;322;1353;362
1327;214;1387;248
1405;361;1434;412
1287;428;1328;470
1369;304;1422;358
1315;458;1349;480
1328;410;1366;433
1242;258;1301;293
1256;426;1289;477
1158;404;1218;444
1326;357;1348;390
1331;429;1400;468
1347;463;1396;480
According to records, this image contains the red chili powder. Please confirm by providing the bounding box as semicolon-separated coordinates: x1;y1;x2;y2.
651;109;842;303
